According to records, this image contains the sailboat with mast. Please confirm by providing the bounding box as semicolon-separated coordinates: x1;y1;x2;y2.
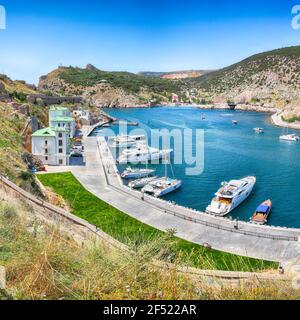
280;126;299;142
141;156;182;197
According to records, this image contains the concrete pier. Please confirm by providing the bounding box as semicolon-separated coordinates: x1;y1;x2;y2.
44;131;300;264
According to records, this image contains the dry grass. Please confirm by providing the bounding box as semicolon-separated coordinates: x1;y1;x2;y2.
0;190;299;300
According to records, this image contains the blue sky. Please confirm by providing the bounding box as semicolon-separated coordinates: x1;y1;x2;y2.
0;0;300;84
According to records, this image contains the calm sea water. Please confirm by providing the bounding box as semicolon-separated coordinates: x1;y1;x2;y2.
94;107;300;228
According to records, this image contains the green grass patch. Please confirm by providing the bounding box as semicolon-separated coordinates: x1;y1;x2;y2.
282;116;300;123
37;172;278;272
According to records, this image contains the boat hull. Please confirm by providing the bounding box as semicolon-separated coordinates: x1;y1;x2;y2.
154;181;182;197
121;170;155;179
128;176;158;189
118;150;172;164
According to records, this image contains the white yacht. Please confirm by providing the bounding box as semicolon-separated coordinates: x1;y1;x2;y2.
111;134;146;148
142;177;182;197
280;134;299;142
121;167;155;179
253;127;264;133
206;176;256;216
128;176;158;189
117;145;172;164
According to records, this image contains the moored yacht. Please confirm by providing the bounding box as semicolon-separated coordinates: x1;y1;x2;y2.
280;134;299;142
110;134;146;148
128;176;158;189
142;177;182;197
121;167;155;179
206;176;256;216
117;145;173;164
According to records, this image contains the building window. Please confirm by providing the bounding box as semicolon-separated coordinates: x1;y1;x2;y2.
45;140;48;146
59;148;63;154
58;123;61;127
58;140;63;147
58;133;63;138
45;156;48;161
59;159;63;165
45;148;48;154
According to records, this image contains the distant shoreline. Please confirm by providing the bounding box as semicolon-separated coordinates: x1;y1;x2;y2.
101;104;300;131
271;112;300;131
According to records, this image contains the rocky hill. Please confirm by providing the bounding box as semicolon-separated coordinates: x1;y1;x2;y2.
187;46;300;107
39;65;182;107
0;74;36;102
139;70;212;79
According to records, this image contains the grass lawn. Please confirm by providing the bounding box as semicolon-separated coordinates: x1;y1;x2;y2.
38;172;278;272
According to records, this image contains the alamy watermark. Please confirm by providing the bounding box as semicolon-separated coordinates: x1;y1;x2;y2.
292;5;300;30
0;5;6;30
106;123;205;176
0;266;6;290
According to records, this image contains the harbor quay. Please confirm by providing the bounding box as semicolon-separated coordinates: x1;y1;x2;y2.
43;125;300;266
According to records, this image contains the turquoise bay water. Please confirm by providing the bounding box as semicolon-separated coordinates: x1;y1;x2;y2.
95;107;300;228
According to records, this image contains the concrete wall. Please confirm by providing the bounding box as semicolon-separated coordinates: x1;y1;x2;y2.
27;94;82;106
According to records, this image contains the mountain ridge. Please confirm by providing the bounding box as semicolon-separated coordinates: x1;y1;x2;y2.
187;46;300;106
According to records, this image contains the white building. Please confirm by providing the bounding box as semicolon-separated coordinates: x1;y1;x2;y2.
49;106;76;138
31;106;77;166
73;109;90;125
31;127;70;166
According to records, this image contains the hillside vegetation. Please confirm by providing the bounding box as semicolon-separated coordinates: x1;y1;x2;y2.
1;187;296;300
0;74;36;102
0;103;27;180
39;66;182;107
37;172;277;272
187;46;300;106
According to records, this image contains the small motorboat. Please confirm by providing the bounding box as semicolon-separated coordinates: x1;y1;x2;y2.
280;134;299;142
141;177;182;197
253;127;264;133
121;167;155;179
128;176;158;189
232;120;238;125
250;200;272;225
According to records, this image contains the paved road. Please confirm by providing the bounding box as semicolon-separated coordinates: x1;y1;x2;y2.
271;112;300;130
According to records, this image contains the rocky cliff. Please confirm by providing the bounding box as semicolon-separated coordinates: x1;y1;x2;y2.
39;65;181;107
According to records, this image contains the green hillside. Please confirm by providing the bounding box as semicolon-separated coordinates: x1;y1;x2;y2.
58;66;181;95
187;46;300;101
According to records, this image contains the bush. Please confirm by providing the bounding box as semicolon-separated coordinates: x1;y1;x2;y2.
10;91;27;102
0;204;17;219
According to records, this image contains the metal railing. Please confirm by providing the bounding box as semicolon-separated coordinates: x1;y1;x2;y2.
97;138;300;243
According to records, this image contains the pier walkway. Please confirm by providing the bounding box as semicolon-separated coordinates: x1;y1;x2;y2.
44;132;300;264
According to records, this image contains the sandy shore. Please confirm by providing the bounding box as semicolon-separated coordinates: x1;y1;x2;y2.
271;112;300;130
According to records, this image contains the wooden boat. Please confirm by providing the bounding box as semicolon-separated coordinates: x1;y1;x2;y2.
250;200;272;225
